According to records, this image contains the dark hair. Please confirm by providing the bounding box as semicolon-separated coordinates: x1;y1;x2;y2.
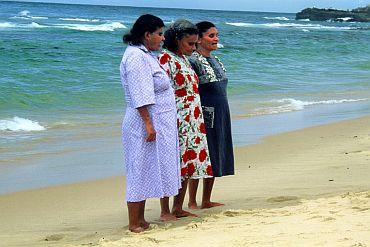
123;14;164;45
163;19;198;53
196;21;216;38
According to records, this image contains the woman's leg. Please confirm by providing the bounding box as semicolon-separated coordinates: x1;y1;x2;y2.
127;201;145;233
172;179;198;217
160;197;178;221
188;179;200;209
138;200;150;229
201;177;224;208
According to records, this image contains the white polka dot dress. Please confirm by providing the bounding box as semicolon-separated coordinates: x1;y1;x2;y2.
120;45;181;202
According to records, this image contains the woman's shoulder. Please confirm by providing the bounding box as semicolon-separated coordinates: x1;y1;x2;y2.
121;45;154;74
213;55;227;73
188;53;200;65
211;54;222;64
159;49;181;65
130;44;150;53
159;50;172;65
188;53;203;74
189;51;201;61
123;45;148;62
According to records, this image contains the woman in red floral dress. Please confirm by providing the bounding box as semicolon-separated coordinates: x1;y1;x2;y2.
158;19;213;219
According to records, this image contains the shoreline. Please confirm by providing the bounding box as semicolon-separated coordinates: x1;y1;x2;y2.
1;115;369;246
1;100;370;195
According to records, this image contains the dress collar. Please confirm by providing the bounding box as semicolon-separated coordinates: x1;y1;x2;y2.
138;44;150;53
130;43;150;53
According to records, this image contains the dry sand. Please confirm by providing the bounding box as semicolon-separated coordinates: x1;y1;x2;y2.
1;116;369;246
74;191;370;247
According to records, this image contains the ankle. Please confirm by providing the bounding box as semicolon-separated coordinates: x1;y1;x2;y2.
160;211;171;216
171;207;182;213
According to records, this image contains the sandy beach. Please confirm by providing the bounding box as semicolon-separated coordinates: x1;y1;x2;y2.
2;2;370;246
1;115;369;246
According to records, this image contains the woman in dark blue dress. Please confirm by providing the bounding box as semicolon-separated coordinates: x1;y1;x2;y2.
188;21;234;209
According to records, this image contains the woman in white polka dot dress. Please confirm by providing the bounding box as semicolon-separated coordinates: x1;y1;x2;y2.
120;14;181;233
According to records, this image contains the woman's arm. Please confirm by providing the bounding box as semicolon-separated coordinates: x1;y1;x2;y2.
137;106;156;142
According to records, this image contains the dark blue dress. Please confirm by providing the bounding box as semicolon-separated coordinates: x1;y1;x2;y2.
189;53;235;177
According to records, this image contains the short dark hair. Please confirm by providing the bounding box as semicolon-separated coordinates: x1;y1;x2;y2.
196;21;216;38
123;14;164;45
163;20;198;53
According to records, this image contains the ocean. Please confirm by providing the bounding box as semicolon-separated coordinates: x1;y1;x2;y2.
1;1;369;193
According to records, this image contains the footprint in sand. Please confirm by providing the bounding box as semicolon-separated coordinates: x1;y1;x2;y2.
267;196;298;203
308;215;324;220
329;210;340;214
44;234;65;241
322;216;336;222
186;222;200;229
352;206;370;212
222;210;248;217
143;237;161;244
345;150;370;156
351;243;367;247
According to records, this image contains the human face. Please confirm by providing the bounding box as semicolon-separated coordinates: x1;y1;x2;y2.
145;27;165;51
177;34;198;56
198;27;219;52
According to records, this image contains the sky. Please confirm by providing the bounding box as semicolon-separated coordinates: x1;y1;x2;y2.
16;0;370;13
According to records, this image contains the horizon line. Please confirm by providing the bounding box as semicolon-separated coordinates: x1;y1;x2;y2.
2;0;316;14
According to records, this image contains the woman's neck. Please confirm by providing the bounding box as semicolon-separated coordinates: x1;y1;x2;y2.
141;40;151;51
196;47;211;57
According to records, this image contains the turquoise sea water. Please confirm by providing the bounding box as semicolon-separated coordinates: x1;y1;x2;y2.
0;1;369;193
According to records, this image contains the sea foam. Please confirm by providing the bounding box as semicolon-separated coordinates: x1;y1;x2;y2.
336;17;353;22
19;10;30;16
225;22;355;31
54;21;127;31
0;21;127;31
217;43;224;48
30;16;48;20
0;117;46;132
27;22;46;28
58;18;100;22
263;17;290;21
253;98;369;115
0;22;17;28
0;22;47;29
11;10;48;20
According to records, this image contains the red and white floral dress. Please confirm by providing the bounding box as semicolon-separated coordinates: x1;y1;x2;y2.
159;50;213;180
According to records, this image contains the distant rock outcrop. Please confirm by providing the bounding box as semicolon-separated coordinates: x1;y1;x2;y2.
296;6;370;22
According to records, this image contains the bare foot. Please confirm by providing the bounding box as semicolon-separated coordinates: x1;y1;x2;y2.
188;202;199;210
160;213;178;222
201;201;225;209
139;220;150;229
129;226;145;233
172;209;198;218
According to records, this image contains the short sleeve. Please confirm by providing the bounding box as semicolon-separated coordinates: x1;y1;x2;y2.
122;52;155;108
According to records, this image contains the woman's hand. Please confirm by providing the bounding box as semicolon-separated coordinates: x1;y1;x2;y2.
145;122;156;142
137;105;156;142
